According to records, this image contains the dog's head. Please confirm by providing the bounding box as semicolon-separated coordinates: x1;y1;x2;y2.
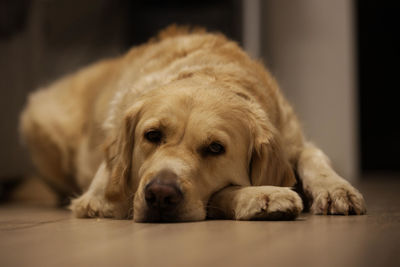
103;77;295;222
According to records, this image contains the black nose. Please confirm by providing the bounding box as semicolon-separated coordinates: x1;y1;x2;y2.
144;171;182;211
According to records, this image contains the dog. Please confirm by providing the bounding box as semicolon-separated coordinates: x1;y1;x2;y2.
19;26;366;222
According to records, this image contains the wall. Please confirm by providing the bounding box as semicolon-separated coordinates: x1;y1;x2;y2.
260;0;358;181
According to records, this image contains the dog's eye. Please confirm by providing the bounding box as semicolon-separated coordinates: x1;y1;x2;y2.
206;142;225;155
145;130;163;143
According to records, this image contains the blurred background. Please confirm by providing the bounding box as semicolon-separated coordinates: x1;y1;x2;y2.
0;0;398;197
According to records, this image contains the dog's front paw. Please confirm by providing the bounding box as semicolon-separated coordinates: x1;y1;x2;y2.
234;187;303;221
307;177;366;215
69;193;129;219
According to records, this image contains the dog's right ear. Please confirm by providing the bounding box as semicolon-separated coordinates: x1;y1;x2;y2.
103;102;143;202
247;105;296;187
249;133;296;187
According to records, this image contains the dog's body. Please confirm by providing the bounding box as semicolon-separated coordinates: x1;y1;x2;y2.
20;26;366;222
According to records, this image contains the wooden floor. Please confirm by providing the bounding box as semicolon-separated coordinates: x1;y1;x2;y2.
1;177;399;267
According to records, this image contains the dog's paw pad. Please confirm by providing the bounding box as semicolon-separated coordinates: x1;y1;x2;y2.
310;181;366;215
69;195;115;218
235;188;303;221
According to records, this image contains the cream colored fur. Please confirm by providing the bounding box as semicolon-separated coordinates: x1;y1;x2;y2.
20;26;366;221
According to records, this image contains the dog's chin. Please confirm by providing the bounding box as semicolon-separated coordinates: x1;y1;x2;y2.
137;211;183;223
133;207;206;223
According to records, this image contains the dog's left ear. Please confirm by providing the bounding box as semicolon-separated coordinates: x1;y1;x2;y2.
249;112;296;187
104;102;143;202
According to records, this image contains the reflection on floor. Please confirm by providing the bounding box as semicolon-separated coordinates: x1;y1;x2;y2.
1;177;399;267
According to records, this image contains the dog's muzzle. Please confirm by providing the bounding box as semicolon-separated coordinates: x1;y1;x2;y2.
143;169;183;222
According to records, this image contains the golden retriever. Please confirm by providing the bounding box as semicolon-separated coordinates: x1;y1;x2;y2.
19;26;366;222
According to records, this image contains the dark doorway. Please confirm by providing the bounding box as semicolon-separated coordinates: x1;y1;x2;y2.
357;0;400;172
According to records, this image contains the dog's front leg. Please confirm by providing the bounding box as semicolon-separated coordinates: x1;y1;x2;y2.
208;186;303;220
297;142;366;215
70;162;131;219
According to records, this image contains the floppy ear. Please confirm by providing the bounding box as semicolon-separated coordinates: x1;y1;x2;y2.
104;103;142;202
249;113;296;187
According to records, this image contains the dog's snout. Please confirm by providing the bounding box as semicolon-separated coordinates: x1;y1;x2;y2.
144;170;182;211
145;182;182;210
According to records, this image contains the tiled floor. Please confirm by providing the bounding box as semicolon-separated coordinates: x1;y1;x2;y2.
1;177;399;267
